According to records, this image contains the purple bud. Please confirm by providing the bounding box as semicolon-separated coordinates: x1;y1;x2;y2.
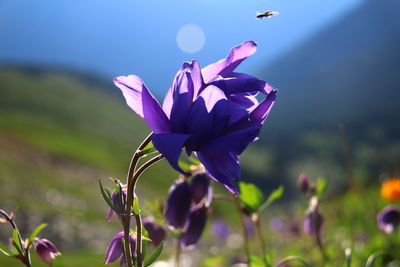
142;218;166;246
298;173;310;193
106;187;127;222
104;232;136;266
190;172;212;205
179;206;208;249
377;206;400;234
165;180;192;229
34;239;61;265
212;219;230;242
303;210;323;235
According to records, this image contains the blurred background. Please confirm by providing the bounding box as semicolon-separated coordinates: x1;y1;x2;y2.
0;0;399;266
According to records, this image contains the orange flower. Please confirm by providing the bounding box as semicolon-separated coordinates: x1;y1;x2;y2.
381;178;400;202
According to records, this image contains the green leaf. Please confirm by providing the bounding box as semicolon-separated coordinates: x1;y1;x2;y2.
260;185;284;211
178;160;192;173
316;177;327;199
133;198;141;215
99;180;116;212
0;241;14;256
274;256;312;267
12;229;23;256
28;223;47;243
249;255;264;267
140;142;158;157
239;182;264;213
365;250;387;267
144;243;164;267
187;156;201;166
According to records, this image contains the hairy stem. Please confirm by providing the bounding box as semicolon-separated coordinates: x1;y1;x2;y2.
123;133;153;267
174;238;181;267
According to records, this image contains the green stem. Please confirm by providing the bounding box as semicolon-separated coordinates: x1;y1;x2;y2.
123;133;153;267
254;214;268;266
0;210;30;267
174;238;181;267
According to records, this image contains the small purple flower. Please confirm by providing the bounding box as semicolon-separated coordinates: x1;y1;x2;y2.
212;219;230;242
114;41;277;194
377;206;400;234
190;172;212;205
104;232;136;266
164;180;192;229
106;186;127;222
34;239;61;265
142;218;166;246
298;173;310;193
303;210;323;236
179;205;208;249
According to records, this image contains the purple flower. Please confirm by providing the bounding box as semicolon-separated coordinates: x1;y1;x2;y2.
104;232;136;266
298;173;310;193
244;217;255;237
114;41;277;194
142;218;166;246
106;187;127;222
190;172;212;205
179;206;208;249
377;206;400;234
34;239;61;265
164;180;192;229
212;219;230;242
303;210;323;236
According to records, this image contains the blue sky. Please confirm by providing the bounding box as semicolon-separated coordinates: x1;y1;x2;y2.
0;0;363;95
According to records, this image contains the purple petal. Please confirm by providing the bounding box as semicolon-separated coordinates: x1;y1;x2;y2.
196;152;240;194
228;90;277;132
143;218;166;246
200;127;260;155
202;41;257;83
114;75;146;118
229;93;259;110
165;180;192;229
169;72;193;132
190;172;211;205
41;239;60;254
210;72;273;94
196;85;227;113
181;60;204;97
104;232;124;264
377;206;400;234
179;206;208;249
152;133;191;174
140;83;171;133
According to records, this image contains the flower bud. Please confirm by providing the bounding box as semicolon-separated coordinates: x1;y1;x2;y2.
165;180;192;229
190;172;212;205
303;210;323;236
377;206;400;234
104;232;136;266
106;186;127;222
142;218;166;246
298;173;310;193
34;239;61;265
179;206;208;249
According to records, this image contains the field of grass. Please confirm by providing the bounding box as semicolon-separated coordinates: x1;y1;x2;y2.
0;67;399;266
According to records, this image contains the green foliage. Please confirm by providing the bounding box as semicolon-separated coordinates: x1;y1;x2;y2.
144;243;164;267
316;177;327;199
239;182;264;213
11;229;23;256
133;198;141;215
28;223;47;243
260;185;284;211
0;242;14;257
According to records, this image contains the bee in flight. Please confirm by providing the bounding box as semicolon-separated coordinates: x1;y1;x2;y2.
256;10;279;19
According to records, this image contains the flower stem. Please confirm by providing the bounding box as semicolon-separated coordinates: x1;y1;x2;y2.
0;210;30;267
174;238;181;267
253;214;268;266
123;133;153;267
